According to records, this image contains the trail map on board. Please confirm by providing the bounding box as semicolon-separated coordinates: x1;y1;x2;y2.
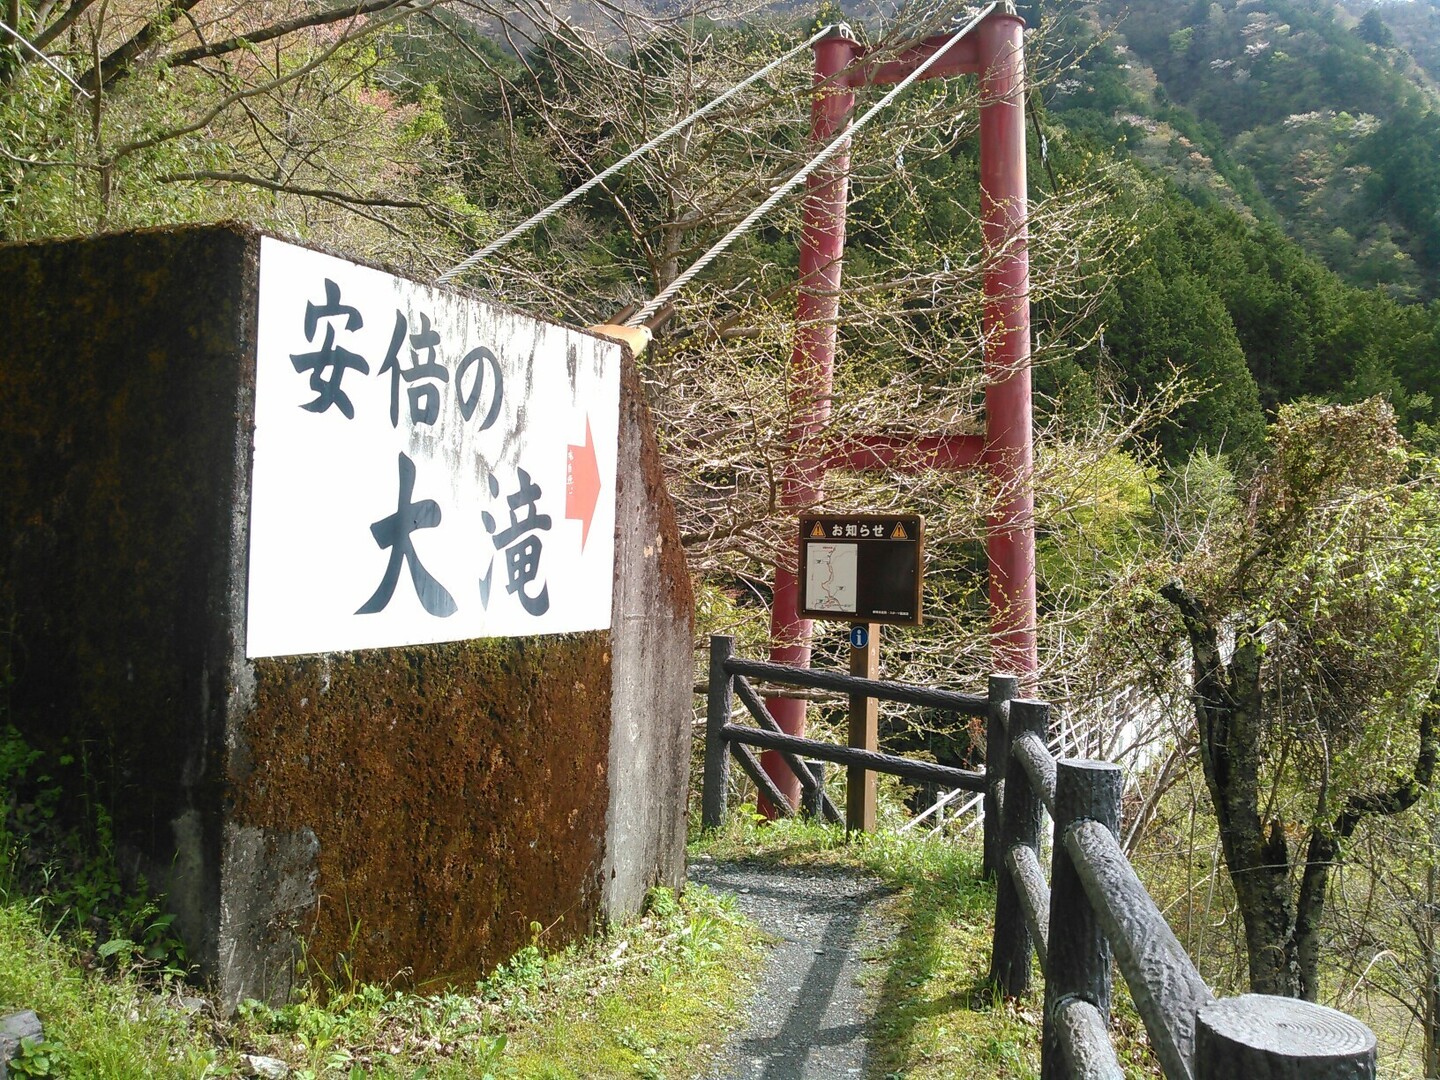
804;542;858;614
797;514;924;626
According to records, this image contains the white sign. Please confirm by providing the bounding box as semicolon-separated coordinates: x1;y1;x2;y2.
246;237;620;658
805;543;858;614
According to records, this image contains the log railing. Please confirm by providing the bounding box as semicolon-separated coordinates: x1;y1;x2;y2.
701;634;993;828
702;637;1382;1079
990;697;1378;1079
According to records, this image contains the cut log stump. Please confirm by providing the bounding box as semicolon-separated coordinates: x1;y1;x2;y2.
1195;994;1375;1080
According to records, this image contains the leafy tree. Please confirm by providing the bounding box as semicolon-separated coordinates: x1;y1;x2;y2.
0;0;493;265
1161;399;1440;999
1367;0;1440;83
1091;198;1266;462
1354;8;1395;49
1353;105;1440;277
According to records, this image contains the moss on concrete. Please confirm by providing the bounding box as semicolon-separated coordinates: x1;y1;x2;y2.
236;634;613;989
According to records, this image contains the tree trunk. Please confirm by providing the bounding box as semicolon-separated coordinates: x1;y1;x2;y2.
1226;814;1299;997
1169;580;1440;1002
1427;838;1440;1079
1293;825;1335;1001
1164;582;1304;996
1426;940;1440;1078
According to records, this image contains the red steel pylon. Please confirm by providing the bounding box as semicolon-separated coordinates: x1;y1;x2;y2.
762;8;1036;811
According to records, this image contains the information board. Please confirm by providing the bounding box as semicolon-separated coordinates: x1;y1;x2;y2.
246;237;620;658
797;514;924;626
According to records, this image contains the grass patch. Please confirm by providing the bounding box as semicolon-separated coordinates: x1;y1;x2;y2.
0;884;764;1079
690;812;1163;1079
0;901;219;1078
484;885;764;1079
231;882;764;1078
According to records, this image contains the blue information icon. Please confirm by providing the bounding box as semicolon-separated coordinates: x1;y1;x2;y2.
850;624;869;650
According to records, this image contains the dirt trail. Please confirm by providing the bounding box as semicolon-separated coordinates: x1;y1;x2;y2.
688;858;898;1080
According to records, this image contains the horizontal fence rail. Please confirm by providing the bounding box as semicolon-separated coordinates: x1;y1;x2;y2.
989;697;1379;1080
702;635;992;831
725;654;990;715
721;723;985;791
701;635;1381;1079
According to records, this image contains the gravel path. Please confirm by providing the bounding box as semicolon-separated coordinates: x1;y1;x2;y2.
688;857;898;1080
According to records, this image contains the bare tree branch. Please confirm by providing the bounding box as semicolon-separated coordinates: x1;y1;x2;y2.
77;0;205;91
158;169;431;209
161;0;421;72
30;0;100;52
104;0;435;163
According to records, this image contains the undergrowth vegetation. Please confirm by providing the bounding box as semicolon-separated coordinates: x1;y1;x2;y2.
0;725;188;979
227;882;762;1079
4;705;1425;1079
0;725;765;1079
0;871;762;1079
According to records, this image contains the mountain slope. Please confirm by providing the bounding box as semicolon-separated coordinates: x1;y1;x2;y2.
1042;0;1440;300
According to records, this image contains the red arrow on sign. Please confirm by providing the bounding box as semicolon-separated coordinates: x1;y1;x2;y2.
566;416;601;551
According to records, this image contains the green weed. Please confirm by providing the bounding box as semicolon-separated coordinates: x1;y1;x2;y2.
0;706;765;1079
223;884;762;1078
6;1035;71;1079
0;725;189;979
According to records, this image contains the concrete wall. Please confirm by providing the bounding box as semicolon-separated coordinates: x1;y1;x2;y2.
0;224;691;1009
1;226;250;973
601;362;694;916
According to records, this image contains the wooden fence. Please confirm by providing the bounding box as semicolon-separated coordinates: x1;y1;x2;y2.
702;635;1380;1079
702;634;993;829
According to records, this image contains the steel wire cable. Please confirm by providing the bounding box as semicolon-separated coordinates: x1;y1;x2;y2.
437;24;836;285
623;2;998;328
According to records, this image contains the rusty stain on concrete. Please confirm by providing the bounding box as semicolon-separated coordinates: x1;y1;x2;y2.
234;636;612;991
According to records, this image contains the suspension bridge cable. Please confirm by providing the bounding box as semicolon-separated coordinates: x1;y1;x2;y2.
0;19;94;96
436;24;836;285
623;2;997;328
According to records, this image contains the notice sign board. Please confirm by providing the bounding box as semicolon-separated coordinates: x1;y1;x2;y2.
798;514;924;626
246;237;621;658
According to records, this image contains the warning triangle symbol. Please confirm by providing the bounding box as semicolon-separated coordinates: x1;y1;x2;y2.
810;522;826;538
891;522;908;540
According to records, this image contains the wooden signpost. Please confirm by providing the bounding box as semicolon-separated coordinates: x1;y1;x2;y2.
798;514;924;830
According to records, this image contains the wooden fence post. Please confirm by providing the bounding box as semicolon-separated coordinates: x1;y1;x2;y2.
1042;758;1123;1080
848;622;881;832
990;698;1047;996
984;673;1020;879
801;759;828;820
1194;995;1376;1079
702;634;734;829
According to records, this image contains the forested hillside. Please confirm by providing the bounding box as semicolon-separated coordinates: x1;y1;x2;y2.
1023;0;1440;459
1354;0;1440;83
1039;0;1440;298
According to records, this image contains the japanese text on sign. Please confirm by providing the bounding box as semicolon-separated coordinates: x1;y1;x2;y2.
798;514;924;626
246;237;620;658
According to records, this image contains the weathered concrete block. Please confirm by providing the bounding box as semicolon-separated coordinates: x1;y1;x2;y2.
0;1010;44;1079
0;224;692;1010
